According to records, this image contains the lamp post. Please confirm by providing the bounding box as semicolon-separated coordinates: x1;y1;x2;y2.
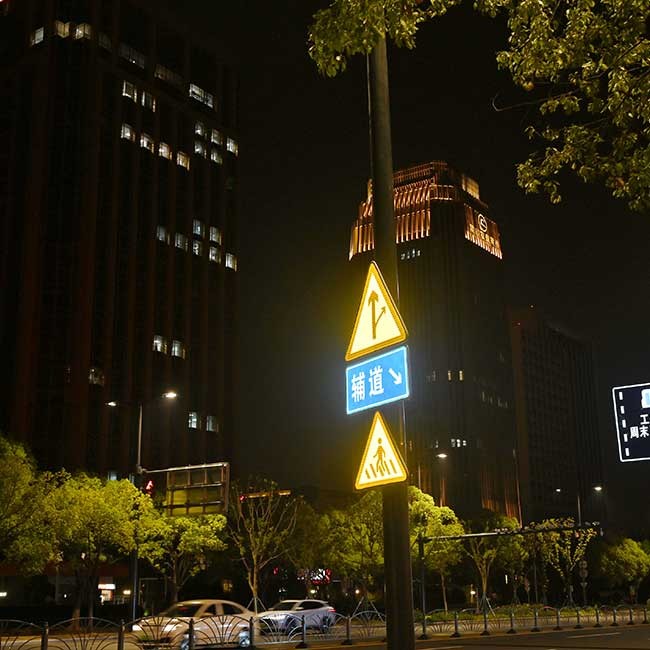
107;390;177;620
435;453;447;507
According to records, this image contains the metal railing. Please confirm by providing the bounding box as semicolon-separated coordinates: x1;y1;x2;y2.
0;605;647;649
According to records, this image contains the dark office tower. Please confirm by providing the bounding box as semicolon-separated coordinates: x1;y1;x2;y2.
350;162;520;519
509;307;604;523
0;0;238;477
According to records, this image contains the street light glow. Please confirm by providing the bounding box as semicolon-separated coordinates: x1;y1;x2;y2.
163;391;178;400
593;485;603;492
555;488;562;493
107;401;118;407
436;453;448;459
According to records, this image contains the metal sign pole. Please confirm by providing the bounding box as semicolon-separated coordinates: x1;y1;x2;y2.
368;37;416;650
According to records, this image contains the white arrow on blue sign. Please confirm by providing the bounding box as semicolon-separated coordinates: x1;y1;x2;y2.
346;346;410;415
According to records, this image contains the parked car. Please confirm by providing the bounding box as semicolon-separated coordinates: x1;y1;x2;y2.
131;599;255;648
257;599;336;635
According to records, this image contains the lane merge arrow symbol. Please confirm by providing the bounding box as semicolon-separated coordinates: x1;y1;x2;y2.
368;290;386;340
345;262;408;361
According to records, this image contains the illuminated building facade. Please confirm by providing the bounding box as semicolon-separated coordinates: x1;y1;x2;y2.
0;0;238;477
509;307;604;522
350;161;519;518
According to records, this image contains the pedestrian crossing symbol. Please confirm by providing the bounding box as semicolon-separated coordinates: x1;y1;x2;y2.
345;262;407;362
355;411;408;490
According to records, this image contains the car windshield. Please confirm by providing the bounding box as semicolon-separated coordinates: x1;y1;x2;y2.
162;603;202;617
269;601;297;611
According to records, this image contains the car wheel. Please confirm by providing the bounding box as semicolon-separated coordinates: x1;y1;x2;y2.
320;616;332;633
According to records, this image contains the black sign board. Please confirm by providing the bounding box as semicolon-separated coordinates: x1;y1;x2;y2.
613;383;650;462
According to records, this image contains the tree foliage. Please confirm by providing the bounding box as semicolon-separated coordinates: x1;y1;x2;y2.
463;511;520;610
139;513;227;603
597;537;650;601
227;480;301;612
309;0;650;210
533;518;596;605
0;436;60;573
48;475;153;619
285;501;329;596
322;490;385;597
408;487;464;611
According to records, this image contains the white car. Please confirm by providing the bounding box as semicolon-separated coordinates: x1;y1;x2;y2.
257;599;336;635
131;599;255;648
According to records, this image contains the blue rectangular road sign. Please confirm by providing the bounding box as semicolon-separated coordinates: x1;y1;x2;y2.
613;382;650;462
346;346;409;415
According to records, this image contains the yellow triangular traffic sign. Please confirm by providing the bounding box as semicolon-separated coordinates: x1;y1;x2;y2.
345;262;407;361
355;412;408;490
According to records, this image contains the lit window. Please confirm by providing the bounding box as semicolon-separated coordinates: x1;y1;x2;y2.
225;253;237;270
188;411;199;429
175;233;188;251
211;129;222;145
122;80;137;102
99;33;111;50
141;91;156;112
209;226;222;244
193;220;204;237
88;367;105;386
140;132;154;153
30;27;44;46
209;247;221;263
206;416;218;432
119;43;145;68
192;241;203;256
155;64;183;88
195;122;205;137
156;225;169;243
153;335;168;353
210;149;222;165
194;141;207;158
74;23;91;40
158;142;172;160
459;370;464;381
447;370;452;381
120;123;135;142
54;21;70;38
189;83;214;108
171;340;186;359
107;470;118;481
176;152;190;170
226;138;238;155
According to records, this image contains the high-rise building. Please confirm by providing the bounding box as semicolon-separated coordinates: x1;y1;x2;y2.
0;0;238;477
350;161;520;519
509;307;604;523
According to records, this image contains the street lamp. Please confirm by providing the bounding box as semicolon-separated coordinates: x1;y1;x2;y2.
107;390;178;620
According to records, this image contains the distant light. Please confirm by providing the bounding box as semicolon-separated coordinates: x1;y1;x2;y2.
98;583;115;590
107;401;118;407
555;488;562;493
436;453;448;459
593;485;603;492
470;590;476;596
0;592;7;598
123;589;132;596
309;589;317;595
354;589;360;595
163;391;178;400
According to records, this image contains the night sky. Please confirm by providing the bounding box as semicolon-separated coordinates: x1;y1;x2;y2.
164;2;649;527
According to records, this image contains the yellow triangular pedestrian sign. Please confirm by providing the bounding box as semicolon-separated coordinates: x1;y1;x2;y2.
345;262;407;361
355;412;408;490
